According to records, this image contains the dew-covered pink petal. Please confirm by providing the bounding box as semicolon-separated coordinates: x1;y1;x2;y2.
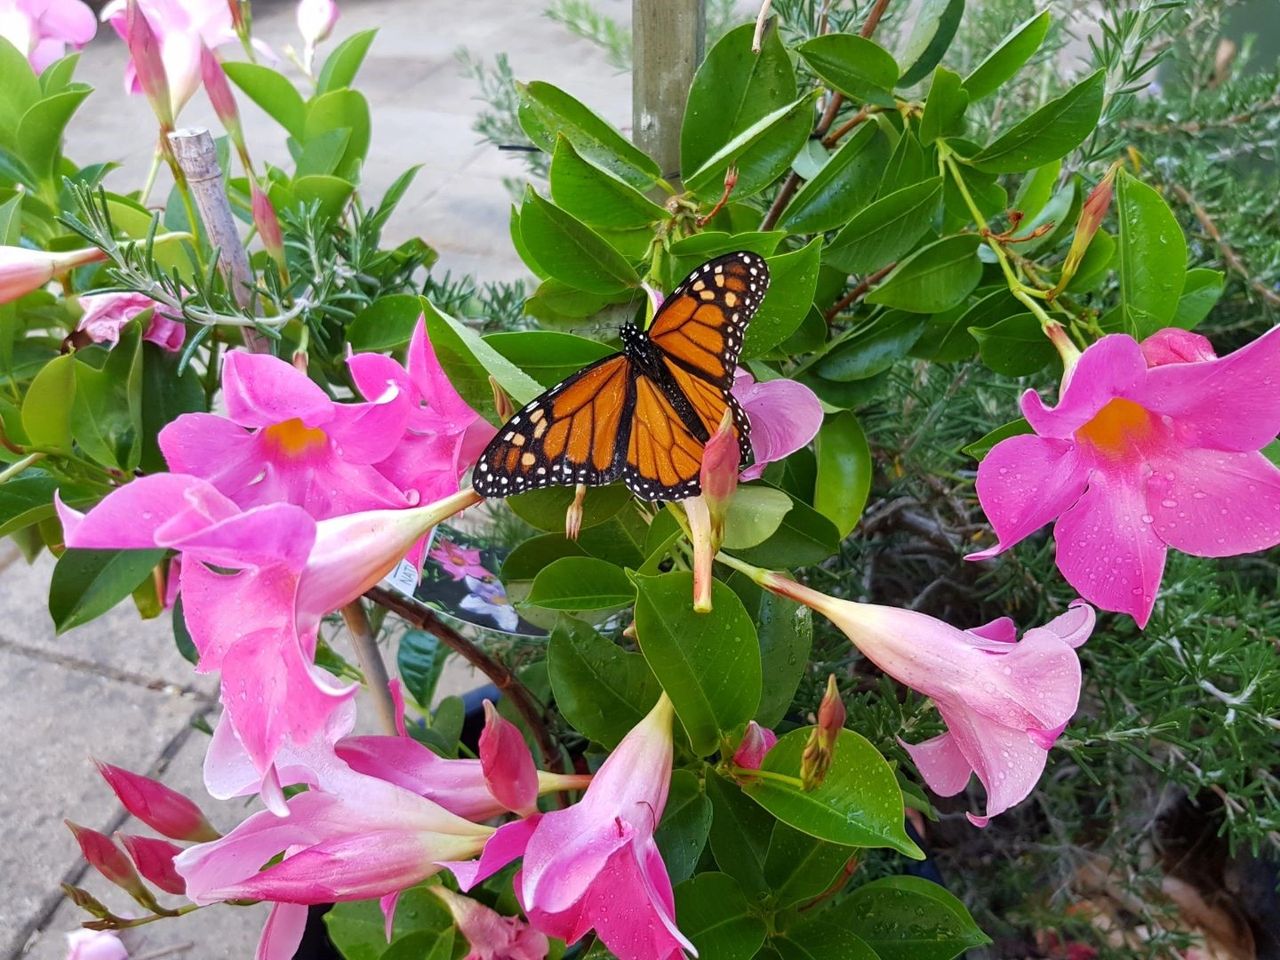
222;351;334;428
1020;335;1147;438
1145;448;1280;557
899;732;972;797
971;435;1087;559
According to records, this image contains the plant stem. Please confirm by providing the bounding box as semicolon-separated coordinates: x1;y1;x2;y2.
824;262;896;321
730;765;805;789
139;143;163;207
364;586;566;776
0;452;45;484
340;600;399;736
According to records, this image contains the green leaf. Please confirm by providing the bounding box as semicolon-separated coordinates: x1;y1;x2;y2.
777;125;890;234
755;591;812;727
796;34;899;105
317;29;377;93
879;129;931;196
962;417;1033;459
706;773;775;896
140;344;204;474
743;728;921;856
50;548;166;633
1013;159;1061;220
346;293;423;352
824;178;943;275
304;89;371;176
910;288;1020;362
969;70;1104;173
294;128;352;178
519;81;661;191
634;573;761;756
0;36;41;147
675;873;767;960
813;311;928;380
501;533;587;581
972;312;1056;375
831;875;990;959
70;328;144;470
547;616;660;748
963;9;1051;101
655;769;713;885
550;135;667;230
732;490;840;568
289;174;355;219
814;413;870;538
397;630;447;708
527;556;634;611
325;886;456;960
895;0;966;87
223;62;307;139
919;67;968;145
773;920;880;960
519;188;640;294
16;88;90;187
684;94;817;201
744;238;823;358
721;486;795;550
1172;267;1224;329
681;21;797;176
867;234;982;312
0;469;92;538
1116;170;1188;338
22;354;75;453
485;330;615;389
764;821;856;909
422;298;543;421
507;483;630;532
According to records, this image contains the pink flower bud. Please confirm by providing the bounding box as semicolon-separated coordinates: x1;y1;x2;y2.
800;675;844;791
700;410;740;516
251;183;286;267
64;928;129;960
296;0;338;52
479;700;538;815
117;834;185;895
94;761;219;842
200;46;242;147
0;245;106;304
732;720;778;770
65;821;147;897
123;0;173;130
1139;328;1217;367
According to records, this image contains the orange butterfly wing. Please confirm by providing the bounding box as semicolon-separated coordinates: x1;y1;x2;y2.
623;372;707;501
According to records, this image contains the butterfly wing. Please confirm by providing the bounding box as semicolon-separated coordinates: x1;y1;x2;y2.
472;353;633;497
623;371;709;501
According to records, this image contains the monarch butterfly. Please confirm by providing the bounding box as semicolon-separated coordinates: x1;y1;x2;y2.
472;251;769;502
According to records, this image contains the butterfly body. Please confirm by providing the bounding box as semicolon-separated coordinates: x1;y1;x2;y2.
473;251;769;502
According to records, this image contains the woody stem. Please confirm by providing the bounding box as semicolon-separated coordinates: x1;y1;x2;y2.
340;600;399;736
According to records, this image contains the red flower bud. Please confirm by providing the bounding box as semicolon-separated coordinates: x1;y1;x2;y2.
800;675;845;790
118;833;186;895
124;0;173;130
251;183;285;269
479;700;539;815
201;46;243;150
732;721;778;770
65;821;146;896
94;760;219;842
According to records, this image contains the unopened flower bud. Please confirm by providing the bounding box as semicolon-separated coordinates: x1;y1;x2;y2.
60;883;114;920
201;47;244;157
251;183;286;271
479;700;538;815
732;721;778;771
118;834;185;895
65;821;160;910
94;761;219;842
701;409;739;545
1052;164;1118;298
800;675;845;791
124;0;173;131
489;375;514;421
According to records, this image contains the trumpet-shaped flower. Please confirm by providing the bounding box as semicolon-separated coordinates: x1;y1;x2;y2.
295;0;337;69
57;475;479;801
431;886;549;960
447;695;696;960
971;328;1280;625
0;0;96;72
159;350;411;521
78;291;185;352
752;570;1094;825
0;245;105;304
348;317;496;507
731;369;823;481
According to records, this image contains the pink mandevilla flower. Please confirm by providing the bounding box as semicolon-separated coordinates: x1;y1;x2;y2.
446;694;697;960
64;929;128;960
971;327;1280;625
731;369;823;481
0;0;96;71
431;886;549;960
160;349;411;521
77;291;185;352
0;245;105;304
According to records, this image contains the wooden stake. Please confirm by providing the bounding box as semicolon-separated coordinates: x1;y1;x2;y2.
632;0;704;182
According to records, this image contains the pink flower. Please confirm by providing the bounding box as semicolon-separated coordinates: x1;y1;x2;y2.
731;721;777;770
78;291;185;352
101;0;237;117
731;369;823;481
57;475;480;802
94;760;218;842
0;244;105;304
429;538;489;582
160;350;411;521
65;821;151;901
446;695;696;960
971;328;1280;625
349;317;496;507
0;0;96;71
295;0;337;67
64;929;128;960
756;572;1094;825
431;887;549;960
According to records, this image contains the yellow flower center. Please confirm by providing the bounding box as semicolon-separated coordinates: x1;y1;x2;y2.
1074;398;1154;458
262;418;328;457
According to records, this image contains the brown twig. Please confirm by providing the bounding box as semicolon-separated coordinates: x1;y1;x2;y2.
824;263;896;321
365;585;565;774
821;106;871;148
1170;183;1280;308
1126;94;1280;134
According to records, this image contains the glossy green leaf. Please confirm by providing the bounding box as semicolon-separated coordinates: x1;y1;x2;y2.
575;511;647;568
814;412;871;538
895;0;966;87
681;21;797;176
824;178;943;275
918;67;968;145
796;34;899;105
732;490;840;568
501;533;587;581
814;311;928;381
910;287;1019;362
294;128;351;178
519;188;639;294
675;873;767;960
721;486;795;549
518;81;661;191
1116;170;1187;338
346;294;424;352
962;417;1033;460
22;353;75;452
866;234;982;312
971;312;1056;376
304;89;371;175
0;469;92;538
684;94;817;201
744;238;823;358
764;821;856;909
1013;159;1061;220
0;37;41;146
223;62;307;138
485;330;615;389
706;773;775;896
754;591;812;727
507;483;630;532
773;921;879;960
550;136;667;230
880;129;931;196
397;629;447;708
527;557;634;611
140;343;204;473
547;616;660;748
317;29;377;93
325;886;456;960
422;299;542;422
969;70;1104;173
831;875;990;959
50;548;166;633
17;87;90;185
778;125;890;234
655;770;713;885
288;174;355;219
743;727;921;856
1172;267;1224;329
634;573;761;756
963;9;1051;101
70;326;144;471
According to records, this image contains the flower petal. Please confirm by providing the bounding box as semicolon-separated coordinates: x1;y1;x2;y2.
56;474;238;551
970;435;1087;560
442;814;541;892
1140;328;1216;366
1020;335;1147;438
222;351;333;428
899;732;972;797
158;413;262;490
732;372;823;481
587;842;696;960
937;701;1052;824
1146;448;1280;557
1020;600;1095;650
257;903;309;960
